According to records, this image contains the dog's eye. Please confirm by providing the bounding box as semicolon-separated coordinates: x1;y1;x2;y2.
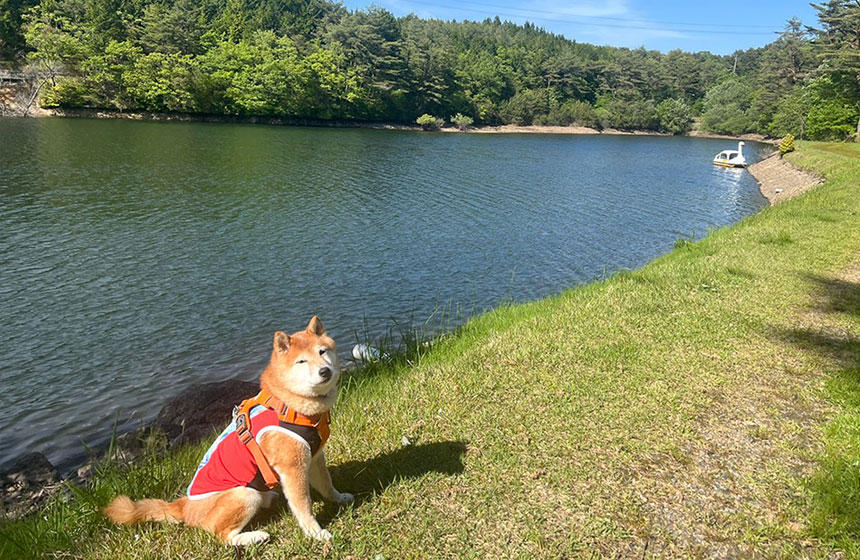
296;359;307;365
319;348;327;356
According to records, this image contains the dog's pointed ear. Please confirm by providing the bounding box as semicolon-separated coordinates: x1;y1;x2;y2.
306;316;325;336
274;331;291;354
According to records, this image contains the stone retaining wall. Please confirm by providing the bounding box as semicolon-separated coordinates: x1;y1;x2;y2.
748;153;824;205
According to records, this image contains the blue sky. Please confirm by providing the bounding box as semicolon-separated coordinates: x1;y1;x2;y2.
339;0;819;55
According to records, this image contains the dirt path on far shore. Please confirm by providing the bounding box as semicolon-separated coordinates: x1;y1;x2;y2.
748;153;825;205
453;124;606;135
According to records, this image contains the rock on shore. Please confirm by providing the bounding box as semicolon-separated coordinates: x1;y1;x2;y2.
0;452;59;518
152;379;259;447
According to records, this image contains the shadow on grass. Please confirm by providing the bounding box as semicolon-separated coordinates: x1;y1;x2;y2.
254;441;468;529
774;272;860;542
775;273;860;369
804;273;860;317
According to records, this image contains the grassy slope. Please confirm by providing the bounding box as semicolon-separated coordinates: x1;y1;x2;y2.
2;142;859;559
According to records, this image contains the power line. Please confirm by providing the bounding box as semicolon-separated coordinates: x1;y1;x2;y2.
398;0;781;36
418;0;783;29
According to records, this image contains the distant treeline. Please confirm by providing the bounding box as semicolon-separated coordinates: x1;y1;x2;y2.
1;0;858;139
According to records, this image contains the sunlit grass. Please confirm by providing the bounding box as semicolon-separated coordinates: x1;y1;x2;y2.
1;142;859;559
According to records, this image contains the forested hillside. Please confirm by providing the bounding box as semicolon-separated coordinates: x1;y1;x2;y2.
0;0;858;139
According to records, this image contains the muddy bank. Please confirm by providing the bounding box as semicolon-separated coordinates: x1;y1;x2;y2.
747;153;824;204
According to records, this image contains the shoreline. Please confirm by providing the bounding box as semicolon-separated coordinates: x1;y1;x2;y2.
747;152;825;204
3;105;775;143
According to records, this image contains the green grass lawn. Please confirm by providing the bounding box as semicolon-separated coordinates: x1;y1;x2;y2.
2;142;859;559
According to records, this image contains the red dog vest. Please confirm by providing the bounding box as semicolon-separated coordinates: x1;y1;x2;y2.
187;403;329;500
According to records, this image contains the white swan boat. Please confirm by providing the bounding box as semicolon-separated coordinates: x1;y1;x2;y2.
713;141;746;168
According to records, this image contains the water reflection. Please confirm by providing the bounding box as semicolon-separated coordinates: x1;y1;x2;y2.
710;165;747;208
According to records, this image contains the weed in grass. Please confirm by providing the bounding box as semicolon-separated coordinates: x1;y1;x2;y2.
758;231;795;246
697;282;720;293
725;266;756;280
674;235;695;249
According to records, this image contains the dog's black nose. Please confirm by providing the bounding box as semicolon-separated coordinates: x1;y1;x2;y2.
319;367;332;381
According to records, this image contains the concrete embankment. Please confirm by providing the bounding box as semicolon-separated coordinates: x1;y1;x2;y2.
748;152;824;204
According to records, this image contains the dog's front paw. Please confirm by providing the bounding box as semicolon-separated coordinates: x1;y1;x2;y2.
229;530;270;546
305;527;333;541
334;491;354;505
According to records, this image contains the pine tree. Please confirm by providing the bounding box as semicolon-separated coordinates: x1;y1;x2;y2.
810;0;860;141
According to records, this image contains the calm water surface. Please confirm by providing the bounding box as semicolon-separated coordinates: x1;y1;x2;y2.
0;118;769;471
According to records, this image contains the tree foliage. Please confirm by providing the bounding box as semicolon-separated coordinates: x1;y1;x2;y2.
702;79;757;135
809;0;860;140
0;0;37;59
451;112;472;130
416;113;442;129
657;98;693;134
0;0;854;139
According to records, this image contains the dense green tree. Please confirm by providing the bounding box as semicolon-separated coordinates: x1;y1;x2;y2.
0;0;37;59
753;19;815;129
124;52;198;111
3;0;854;139
657;98;693;134
537;99;598;127
220;0;251;42
810;0;860;139
80;40;141;109
804;73;859;140
702;79;757;135
22;0;91;71
499;88;546;125
400;17;461;118
455;49;513;123
196;32;312;116
769;86;808;138
324;7;405;109
130;0;206;55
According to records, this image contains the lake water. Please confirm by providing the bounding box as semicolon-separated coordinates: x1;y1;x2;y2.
0;117;770;472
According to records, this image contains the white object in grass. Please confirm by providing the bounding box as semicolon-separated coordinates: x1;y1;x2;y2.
352;343;382;362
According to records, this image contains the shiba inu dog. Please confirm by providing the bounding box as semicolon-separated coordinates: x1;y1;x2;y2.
104;316;353;546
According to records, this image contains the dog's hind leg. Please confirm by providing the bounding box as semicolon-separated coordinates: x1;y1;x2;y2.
198;487;270;546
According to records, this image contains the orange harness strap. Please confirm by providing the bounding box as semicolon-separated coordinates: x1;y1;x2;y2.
234;390;330;490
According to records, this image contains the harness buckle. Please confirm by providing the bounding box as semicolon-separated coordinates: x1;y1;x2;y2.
235;410;253;444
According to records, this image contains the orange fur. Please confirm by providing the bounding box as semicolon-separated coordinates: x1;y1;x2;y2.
104;495;186;524
102;316;352;546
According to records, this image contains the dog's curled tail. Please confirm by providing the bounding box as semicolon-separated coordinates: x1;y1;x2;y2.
104;495;186;525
